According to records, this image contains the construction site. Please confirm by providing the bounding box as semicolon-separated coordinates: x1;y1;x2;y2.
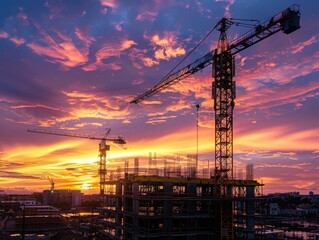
94;154;263;240
96;5;301;240
26;4;301;240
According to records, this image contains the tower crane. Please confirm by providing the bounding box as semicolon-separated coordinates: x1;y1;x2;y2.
47;176;54;191
28;128;126;195
131;5;300;240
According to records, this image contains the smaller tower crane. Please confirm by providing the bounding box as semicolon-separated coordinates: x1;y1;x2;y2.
47;176;54;191
28;128;126;195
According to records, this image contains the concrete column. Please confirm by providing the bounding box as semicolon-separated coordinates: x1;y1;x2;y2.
115;182;122;237
186;183;197;212
246;186;255;240
132;182;139;228
163;183;173;238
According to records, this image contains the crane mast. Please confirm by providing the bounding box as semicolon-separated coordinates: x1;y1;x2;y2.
28;128;126;195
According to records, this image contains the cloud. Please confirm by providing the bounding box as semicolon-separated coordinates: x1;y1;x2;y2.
0;160;25;168
26;24;92;69
27;41;87;68
146;115;176;125
214;0;235;18
0;170;40;180
132;78;144;85
2;102;70;126
83;38;137;71
128;48;156;69
95;40;134;60
61;91;132;121
143;100;162;105
237;126;319;151
136;11;158;22
0;31;9;38
142;57;160;67
291;35;318;54
100;0;118;8
74;27;95;53
122;119;131;124
9;37;25;45
112;20;125;31
145;31;186;61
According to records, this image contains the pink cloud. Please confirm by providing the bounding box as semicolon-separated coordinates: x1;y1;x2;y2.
16;8;29;25
112;21;125;31
136;11;158;22
52;91;133;125
83;39;136;71
96;40;135;61
291;35;318;54
101;8;108;15
131;78;144;85
0;31;9;38
17;12;28;21
75;28;95;49
82;64;98;72
10;37;25;45
214;0;235;18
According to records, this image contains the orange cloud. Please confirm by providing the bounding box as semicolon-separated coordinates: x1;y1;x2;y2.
100;0;118;8
10;104;59;111
26;25;91;68
142;57;159;67
236;126;319;152
1;138;103;192
142;100;162;105
144;31;186;63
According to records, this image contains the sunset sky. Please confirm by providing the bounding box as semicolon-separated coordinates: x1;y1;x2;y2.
0;0;318;195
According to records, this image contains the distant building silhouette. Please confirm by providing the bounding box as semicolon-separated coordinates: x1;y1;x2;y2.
43;189;81;209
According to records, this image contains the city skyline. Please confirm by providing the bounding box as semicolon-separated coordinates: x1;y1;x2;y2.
0;0;318;194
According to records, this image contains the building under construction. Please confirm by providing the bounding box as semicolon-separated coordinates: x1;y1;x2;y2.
99;159;264;240
98;153;265;239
